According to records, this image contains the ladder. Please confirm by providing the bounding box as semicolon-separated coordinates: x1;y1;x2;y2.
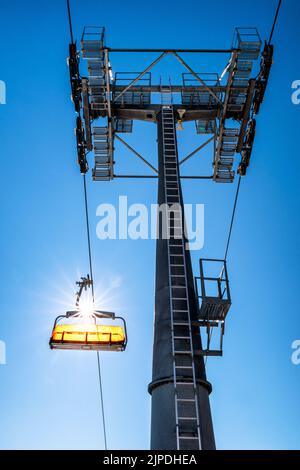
92;126;113;180
161;105;202;450
81;27;114;180
160;78;173;105
214;128;239;182
81;27;107;114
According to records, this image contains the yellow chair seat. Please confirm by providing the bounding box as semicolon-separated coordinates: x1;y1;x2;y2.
50;323;125;350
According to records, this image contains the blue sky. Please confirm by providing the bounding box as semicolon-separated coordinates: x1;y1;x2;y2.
0;0;299;450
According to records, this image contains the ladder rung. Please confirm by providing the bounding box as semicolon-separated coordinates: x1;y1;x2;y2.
176;382;195;386
177;417;198;421
173;349;193;354
176;398;196;402
175;365;193;369
174;350;192;354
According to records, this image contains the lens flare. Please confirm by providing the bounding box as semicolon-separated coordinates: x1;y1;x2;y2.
78;297;95;319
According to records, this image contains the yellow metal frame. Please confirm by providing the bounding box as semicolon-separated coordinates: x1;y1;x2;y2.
50;323;126;351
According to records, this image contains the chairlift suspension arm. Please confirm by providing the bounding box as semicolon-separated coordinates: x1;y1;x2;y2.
75;275;93;307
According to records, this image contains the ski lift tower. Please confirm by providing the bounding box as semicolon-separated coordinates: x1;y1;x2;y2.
68;25;273;450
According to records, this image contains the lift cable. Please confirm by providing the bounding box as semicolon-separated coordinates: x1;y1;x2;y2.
224;175;242;261
66;0;108;450
224;0;282;261
66;0;74;44
268;0;282;44
205;176;241;364
82;174;108;451
83;175;95;299
223;0;282;260
213;3;283;356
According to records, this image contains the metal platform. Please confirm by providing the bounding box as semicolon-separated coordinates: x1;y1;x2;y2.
227;28;262;114
113;72;152;106
81;26;107;116
81;26;105;58
214;128;239;182
195;259;231;356
195;119;216;134
233;27;262;60
182;73;220;107
115;118;133;133
92;126;114;180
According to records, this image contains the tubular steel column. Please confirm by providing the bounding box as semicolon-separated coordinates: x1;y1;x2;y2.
148;106;215;450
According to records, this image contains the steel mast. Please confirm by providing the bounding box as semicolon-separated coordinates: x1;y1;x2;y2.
148;102;215;449
67;23;273;449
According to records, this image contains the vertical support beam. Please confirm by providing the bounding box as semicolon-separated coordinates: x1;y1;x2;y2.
148;106;215;450
104;48;114;179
